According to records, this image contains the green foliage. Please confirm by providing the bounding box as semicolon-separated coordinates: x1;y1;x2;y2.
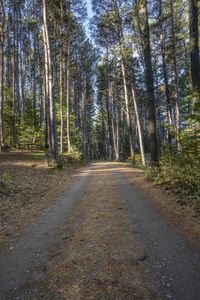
145;128;200;209
4;87;15;145
62;146;84;164
18;125;44;146
4;87;44;149
31;151;45;161
144;166;164;182
134;153;143;165
70;114;82;149
0;172;12;195
128;153;142;166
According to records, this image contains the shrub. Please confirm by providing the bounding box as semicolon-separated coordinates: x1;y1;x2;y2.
128;153;142;166
144;129;200;208
0;172;12;195
62;147;84;164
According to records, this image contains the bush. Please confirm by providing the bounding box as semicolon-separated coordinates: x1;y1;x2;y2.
62;147;84;164
128;153;142;166
144;166;164;182
18;125;44;149
144;128;200;208
0;172;12;195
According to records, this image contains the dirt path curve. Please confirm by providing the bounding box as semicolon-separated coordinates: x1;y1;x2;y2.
0;162;200;299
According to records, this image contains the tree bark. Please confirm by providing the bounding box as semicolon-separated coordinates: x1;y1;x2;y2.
12;0;17;145
131;82;146;166
189;0;200;105
111;82;120;160
42;0;59;162
60;52;64;154
60;0;64;154
170;0;181;150
66;39;71;152
0;0;5;149
120;57;135;158
141;0;158;163
112;0;134;158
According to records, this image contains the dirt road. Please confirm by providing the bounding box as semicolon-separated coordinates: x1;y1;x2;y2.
0;162;200;299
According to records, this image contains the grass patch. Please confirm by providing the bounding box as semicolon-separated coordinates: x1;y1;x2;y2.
30;151;45;161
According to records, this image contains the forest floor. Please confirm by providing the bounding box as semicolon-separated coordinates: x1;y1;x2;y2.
0;156;200;299
0;151;84;252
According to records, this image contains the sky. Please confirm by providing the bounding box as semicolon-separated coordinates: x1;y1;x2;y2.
86;0;93;18
85;0;93;38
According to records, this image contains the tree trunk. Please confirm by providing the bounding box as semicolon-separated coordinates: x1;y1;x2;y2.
170;0;181;151
160;40;173;146
142;0;158;163
120;58;134;158
43;19;51;150
42;0;59;163
189;0;200;106
131;82;146;166
107;82;114;159
111;0;134;158
111;82;120;161
60;53;64;154
12;0;17;145
33;31;37;129
0;0;5;149
81;79;88;158
66;39;71;152
60;1;64;154
43;73;49;146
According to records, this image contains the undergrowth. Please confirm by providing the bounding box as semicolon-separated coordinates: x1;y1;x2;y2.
62;147;84;164
144;129;200;210
0;172;12;195
44;147;84;169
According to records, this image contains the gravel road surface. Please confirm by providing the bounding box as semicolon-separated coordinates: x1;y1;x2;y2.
0;162;199;299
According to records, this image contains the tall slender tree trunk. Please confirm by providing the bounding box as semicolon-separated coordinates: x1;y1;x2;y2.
161;37;173;145
0;0;5;149
66;39;71;152
15;4;20;118
42;0;59;162
0;43;5;148
60;53;64;154
59;0;64;154
43;21;51;150
6;14;12;89
142;0;158;163
158;1;173;145
131;82;146;166
170;0;181;151
43;73;49;146
111;82;120;160
81;79;87;158
12;0;17;145
33;30;37;129
100;96;106;159
111;0;134;158
107;82;114;159
161;45;172;127
189;0;200;106
120;58;134;157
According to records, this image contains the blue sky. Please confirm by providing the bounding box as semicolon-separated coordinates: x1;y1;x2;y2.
86;0;93;38
86;0;93;18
